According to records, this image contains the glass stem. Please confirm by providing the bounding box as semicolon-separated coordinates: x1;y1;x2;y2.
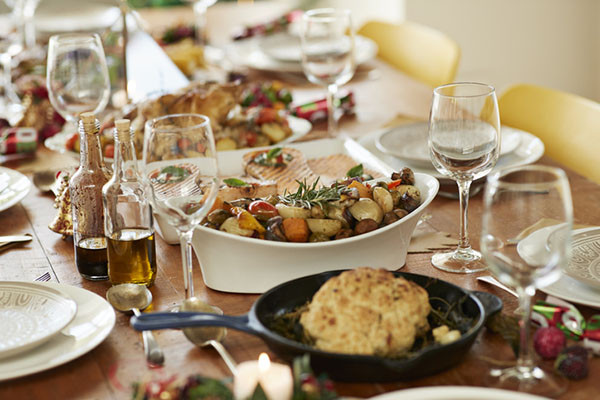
516;288;534;371
456;179;473;252
179;229;195;299
326;83;338;137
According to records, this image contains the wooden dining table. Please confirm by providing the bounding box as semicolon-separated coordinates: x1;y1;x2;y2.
1;2;599;399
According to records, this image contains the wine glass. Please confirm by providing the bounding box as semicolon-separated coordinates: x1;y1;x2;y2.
46;33;111;131
300;8;355;137
481;165;572;397
0;27;23;121
429;82;501;273
4;0;40;51
143;114;219;300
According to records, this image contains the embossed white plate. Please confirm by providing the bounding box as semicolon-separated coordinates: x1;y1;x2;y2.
564;227;600;289
0;282;77;359
0;282;115;381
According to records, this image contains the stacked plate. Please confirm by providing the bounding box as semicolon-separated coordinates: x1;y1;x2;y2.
0;282;115;381
516;226;600;309
543;227;600;309
368;122;545;181
227;31;378;73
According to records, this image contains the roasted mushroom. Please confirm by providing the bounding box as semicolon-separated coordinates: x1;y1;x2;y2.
348;198;384;224
265;216;287;242
392;168;415;185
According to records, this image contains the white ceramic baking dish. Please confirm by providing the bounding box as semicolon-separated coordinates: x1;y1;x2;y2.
190;171;438;293
154;137;439;293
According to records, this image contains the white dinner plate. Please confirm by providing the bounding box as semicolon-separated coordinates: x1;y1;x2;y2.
370;386;551;400
0;282;115;381
0;167;31;213
563;227;600;289
0;282;77;360
44;115;311;161
228;34;378;73
515;226;600;309
359;126;544;180
375;122;522;168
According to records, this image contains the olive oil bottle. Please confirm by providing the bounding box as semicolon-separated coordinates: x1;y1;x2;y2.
70;112;111;280
103;119;157;286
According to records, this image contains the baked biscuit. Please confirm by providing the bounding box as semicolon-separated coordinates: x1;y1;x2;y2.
300;267;430;357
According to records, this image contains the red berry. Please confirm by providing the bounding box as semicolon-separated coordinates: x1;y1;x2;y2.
533;326;566;359
555;346;589;380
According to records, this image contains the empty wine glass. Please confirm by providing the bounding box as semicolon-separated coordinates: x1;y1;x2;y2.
143;114;219;300
429;82;501;273
0;29;23;120
4;0;40;51
46;33;110;130
300;8;355;137
481;165;572;397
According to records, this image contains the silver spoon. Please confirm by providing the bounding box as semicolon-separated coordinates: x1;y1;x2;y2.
179;297;237;374
106;284;165;366
32;170;57;192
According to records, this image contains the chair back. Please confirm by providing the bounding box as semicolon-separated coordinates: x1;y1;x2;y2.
358;20;460;88
499;84;600;183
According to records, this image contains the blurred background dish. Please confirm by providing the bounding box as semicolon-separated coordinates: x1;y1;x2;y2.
360;127;544;181
228;33;377;73
375;123;522;168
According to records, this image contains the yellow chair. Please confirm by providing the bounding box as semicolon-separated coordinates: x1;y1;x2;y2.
357;20;460;88
499;84;600;183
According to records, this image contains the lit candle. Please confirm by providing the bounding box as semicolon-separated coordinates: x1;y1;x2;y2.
233;353;293;400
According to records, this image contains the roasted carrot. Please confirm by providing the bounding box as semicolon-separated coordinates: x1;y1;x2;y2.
282;218;310;242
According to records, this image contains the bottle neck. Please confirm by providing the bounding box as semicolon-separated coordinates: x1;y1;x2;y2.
113;131;139;181
79;119;103;170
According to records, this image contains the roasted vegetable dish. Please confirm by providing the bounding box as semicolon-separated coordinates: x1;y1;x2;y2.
202;167;421;243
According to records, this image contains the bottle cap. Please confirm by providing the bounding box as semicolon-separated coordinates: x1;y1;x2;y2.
80;112;96;124
115;119;130;131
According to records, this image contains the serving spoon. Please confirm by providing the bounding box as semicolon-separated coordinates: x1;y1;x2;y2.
106;284;165;366
179;297;238;374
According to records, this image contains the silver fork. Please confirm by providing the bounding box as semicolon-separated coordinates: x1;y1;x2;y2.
34;272;51;282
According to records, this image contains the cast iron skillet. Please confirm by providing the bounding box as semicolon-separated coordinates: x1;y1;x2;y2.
131;270;502;382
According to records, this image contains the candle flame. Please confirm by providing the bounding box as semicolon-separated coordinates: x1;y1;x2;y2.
258;353;270;372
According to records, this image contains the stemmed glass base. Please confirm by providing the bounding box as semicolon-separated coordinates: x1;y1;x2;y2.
486;364;567;398
432;248;487;273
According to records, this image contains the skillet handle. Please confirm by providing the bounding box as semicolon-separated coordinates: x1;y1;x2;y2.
131;312;257;335
471;291;503;321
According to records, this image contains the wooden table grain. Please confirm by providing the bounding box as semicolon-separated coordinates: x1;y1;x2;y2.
0;3;599;399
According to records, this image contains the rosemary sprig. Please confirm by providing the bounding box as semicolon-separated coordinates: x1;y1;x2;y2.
278;178;347;209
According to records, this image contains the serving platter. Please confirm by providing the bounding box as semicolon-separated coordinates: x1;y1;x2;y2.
0;282;77;360
375;122;522;168
0;282;115;381
44;115;312;162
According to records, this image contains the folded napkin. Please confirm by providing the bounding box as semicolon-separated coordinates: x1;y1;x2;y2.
408;216;458;253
